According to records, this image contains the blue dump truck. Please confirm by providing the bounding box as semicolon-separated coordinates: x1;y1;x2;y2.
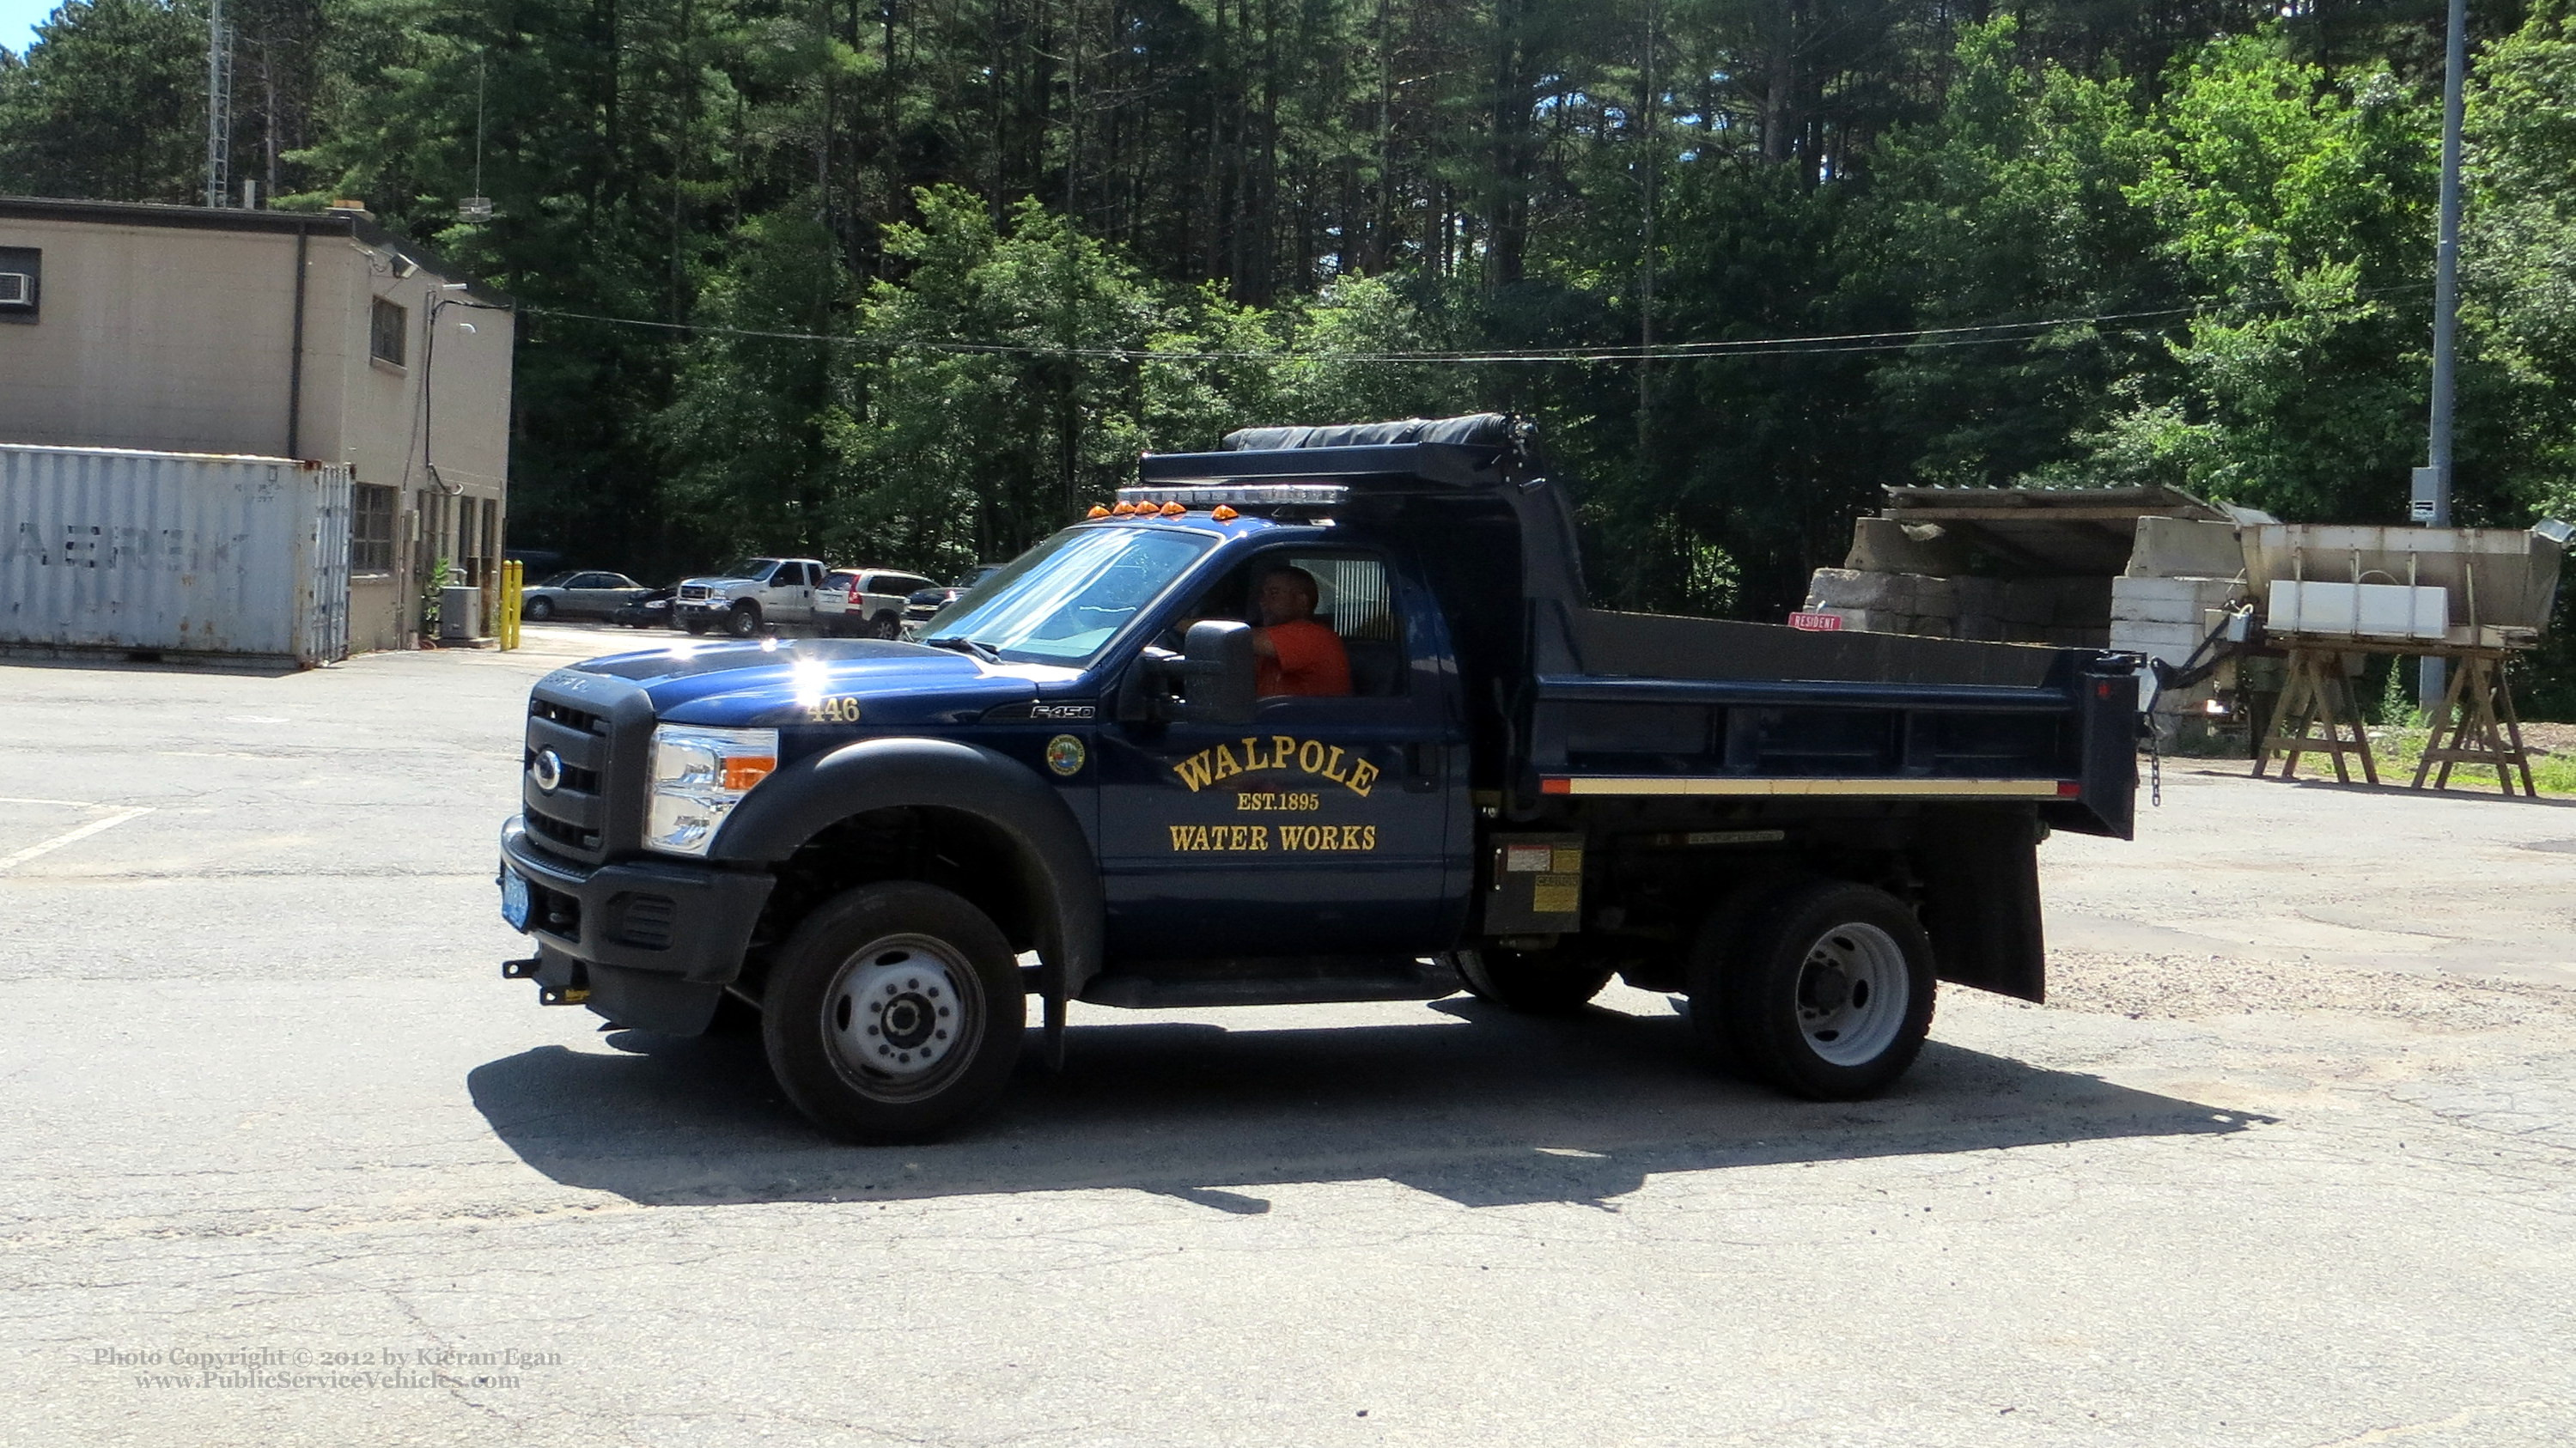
498;416;2139;1142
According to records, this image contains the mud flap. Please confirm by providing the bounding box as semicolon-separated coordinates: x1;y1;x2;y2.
1911;806;2046;1003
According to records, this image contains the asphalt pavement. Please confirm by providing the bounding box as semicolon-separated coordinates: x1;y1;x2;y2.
3;625;2573;1447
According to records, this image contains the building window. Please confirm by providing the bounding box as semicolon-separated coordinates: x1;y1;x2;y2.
370;296;407;368
350;484;397;574
0;246;38;324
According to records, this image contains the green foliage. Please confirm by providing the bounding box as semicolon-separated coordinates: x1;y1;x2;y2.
0;0;207;200
2466;0;2576;523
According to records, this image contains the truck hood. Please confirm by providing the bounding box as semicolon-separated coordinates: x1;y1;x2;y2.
674;575;757;590
558;637;1080;726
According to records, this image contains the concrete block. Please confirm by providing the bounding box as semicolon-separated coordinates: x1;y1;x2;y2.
2125;517;2247;580
1954;614;2006;642
1805;569;1958;616
2112;576;2242;625
2110;621;2211;656
1844;516;1970;575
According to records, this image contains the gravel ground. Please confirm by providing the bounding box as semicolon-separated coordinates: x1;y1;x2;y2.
2044;947;2576;1029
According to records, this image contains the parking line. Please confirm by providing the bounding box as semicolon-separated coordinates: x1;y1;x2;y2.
0;807;154;873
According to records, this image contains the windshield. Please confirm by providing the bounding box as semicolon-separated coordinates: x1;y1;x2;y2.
723;557;781;580
925;527;1214;666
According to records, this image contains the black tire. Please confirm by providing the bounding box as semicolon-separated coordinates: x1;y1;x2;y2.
761;881;1026;1143
872;611;904;639
1690;880;1935;1100
523;596;555;621
1446;946;1615;1015
726;602;763;637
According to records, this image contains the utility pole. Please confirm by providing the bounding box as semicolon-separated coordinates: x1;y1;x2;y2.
2415;0;2469;708
204;0;234;208
1629;0;1659;611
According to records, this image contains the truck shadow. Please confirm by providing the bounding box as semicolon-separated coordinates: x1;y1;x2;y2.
467;996;2262;1212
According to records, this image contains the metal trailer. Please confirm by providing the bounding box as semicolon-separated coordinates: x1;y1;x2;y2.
0;443;351;666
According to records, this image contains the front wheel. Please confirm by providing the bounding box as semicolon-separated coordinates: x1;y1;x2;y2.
523;596;556;622
1445;946;1614;1015
725;602;763;638
1693;881;1935;1100
761;881;1026;1143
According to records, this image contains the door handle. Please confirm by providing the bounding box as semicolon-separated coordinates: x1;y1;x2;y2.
1402;742;1440;792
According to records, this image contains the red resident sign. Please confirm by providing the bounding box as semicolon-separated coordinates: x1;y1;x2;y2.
1787;611;1844;631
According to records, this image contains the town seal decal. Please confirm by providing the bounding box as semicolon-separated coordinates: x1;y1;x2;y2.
1045;734;1087;776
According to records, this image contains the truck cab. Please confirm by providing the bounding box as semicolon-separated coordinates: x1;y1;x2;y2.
499;416;2137;1142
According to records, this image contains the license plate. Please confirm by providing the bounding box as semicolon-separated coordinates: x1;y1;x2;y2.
499;868;533;932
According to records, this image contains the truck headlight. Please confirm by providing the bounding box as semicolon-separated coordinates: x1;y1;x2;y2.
644;725;778;856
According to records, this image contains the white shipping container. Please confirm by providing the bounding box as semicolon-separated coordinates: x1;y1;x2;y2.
2;444;351;665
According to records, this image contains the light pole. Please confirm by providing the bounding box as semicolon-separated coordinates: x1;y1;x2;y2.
2416;0;2469;709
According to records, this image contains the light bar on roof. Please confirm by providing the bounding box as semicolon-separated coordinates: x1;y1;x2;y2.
1114;484;1349;509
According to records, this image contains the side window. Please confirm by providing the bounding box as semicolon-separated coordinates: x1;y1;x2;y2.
349;484;397;574
369;296;407;367
1191;551;1405;699
0;246;40;324
1299;555;1398;644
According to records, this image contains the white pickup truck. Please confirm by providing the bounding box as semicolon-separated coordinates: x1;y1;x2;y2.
673;557;828;636
813;568;937;638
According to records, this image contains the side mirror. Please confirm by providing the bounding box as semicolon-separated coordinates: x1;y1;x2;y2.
1158;620;1258;725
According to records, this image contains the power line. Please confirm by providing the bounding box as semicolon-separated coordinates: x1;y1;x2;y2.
517;283;2432;366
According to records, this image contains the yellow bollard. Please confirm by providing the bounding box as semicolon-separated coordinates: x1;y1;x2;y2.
500;559;523;650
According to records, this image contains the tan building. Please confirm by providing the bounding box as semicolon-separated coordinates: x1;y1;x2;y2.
0;196;515;653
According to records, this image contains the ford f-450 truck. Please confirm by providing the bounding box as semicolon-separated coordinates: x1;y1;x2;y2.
498;416;2138;1142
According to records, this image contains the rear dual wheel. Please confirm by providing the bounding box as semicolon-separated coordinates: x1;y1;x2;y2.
1690;881;1934;1100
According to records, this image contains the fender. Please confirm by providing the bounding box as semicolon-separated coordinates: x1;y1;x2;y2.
711;736;1105;1056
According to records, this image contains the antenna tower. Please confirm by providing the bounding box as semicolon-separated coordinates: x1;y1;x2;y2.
204;0;234;208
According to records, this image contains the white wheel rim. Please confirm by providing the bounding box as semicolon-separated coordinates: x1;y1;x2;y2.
1794;921;1909;1067
822;933;980;1100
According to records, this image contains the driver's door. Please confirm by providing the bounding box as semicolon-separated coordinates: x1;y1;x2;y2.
1093;548;1462;961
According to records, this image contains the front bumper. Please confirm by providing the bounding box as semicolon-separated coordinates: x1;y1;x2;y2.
498;817;775;985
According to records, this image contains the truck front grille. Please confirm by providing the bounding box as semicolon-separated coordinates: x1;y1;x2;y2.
521;678;649;867
679;585;710;601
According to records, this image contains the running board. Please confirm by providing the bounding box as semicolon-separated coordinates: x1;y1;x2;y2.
1078;955;1459;1008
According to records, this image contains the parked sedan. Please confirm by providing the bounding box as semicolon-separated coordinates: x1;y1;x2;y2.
607;587;676;629
521;571;657;621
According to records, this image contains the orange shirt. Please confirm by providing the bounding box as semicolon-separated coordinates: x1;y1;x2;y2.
1257;618;1351;697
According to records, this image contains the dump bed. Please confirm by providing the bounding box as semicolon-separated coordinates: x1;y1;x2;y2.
1526;609;2140;838
1148;413;2141;838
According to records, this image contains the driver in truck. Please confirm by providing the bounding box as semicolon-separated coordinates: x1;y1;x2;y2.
1251;566;1351;697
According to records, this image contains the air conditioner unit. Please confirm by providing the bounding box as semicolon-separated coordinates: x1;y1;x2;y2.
0;272;31;307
